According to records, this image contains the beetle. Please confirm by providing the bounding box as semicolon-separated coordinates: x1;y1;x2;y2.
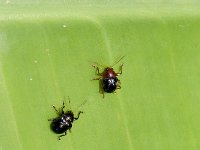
92;56;124;98
48;99;83;140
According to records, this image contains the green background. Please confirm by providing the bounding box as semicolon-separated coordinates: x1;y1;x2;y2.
0;1;200;150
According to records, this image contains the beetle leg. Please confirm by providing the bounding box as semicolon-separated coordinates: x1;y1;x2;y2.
69;126;72;133
92;77;101;80
98;89;105;97
92;65;102;76
100;87;105;98
98;80;105;98
99;83;105;98
48;118;55;121
68;125;73;133
102;92;105;98
74;111;83;120
69;129;72;133
116;64;123;75
58;132;67;140
118;79;121;84
117;85;121;89
117;80;121;89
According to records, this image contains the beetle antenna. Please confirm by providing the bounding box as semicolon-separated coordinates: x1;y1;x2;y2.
74;100;87;112
111;56;125;67
67;96;71;110
62;96;71;111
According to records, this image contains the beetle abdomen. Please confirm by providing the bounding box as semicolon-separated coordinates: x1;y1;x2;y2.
51;119;72;134
103;77;118;93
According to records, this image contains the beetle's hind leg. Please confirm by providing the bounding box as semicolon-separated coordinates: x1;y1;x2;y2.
58;132;67;140
100;87;105;98
117;85;121;89
117;79;121;90
102;91;105;98
99;79;105;98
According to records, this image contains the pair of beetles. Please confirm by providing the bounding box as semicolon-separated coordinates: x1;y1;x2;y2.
49;57;124;140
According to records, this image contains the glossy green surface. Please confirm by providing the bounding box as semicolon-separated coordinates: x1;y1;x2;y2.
0;1;200;150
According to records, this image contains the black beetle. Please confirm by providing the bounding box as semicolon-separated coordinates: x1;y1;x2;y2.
48;100;83;140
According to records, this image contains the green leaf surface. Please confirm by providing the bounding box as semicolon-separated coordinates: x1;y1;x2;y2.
0;1;200;150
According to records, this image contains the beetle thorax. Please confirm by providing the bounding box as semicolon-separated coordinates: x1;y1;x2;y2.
103;67;117;78
63;112;74;123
